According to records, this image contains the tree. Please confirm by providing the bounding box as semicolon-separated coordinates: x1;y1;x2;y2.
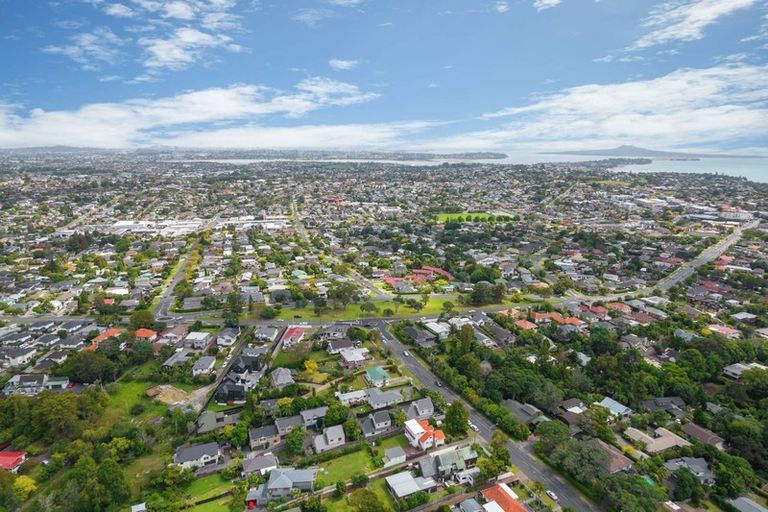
130;309;155;330
286;426;306;455
300;496;326;512
489;430;510;467
304;360;319;375
334;481;346;498
343;418;362;441
671;468;703;503
349;489;388;512
534;421;570;456
13;475;36;501
444;401;469;436
325;402;350;426
578;404;615;442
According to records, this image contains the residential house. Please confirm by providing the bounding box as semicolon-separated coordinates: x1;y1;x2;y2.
385;471;438;500
196;410;241;435
664;457;715;485
419;446;478;480
184;331;212;350
588;439;633;474
246;469;316;506
723;362;768;380
0;452;26;473
3;374;69;395
217;327;240;347
406;397;435;420
242;453;279;476
173;442;221;469
682;423;725;450
361;411;392;437
625;427;691;454
404;419;445;450
596;397;634;419
254;327;279;344
641;397;687;420
300;406;329;428
192;356;216;377
280;326;305;348
249;424;281;450
270;367;295;389
365;366;390;388
383;447;407;467
367;387;403;410
313;424;346;453
275;415;303;436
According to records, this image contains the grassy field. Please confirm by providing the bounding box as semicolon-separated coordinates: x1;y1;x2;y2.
318;448;373;484
437;212;495;222
326;477;396;512
378;435;409;451
190;495;233;511
262;297;464;321
123;453;165;495
185;474;233;503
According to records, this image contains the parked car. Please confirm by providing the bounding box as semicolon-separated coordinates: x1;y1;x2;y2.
546;491;558;501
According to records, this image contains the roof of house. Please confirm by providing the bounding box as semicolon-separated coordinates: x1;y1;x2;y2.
173;442;219;464
0;451;25;471
481;484;526;512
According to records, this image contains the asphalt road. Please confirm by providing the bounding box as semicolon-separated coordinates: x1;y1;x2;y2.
374;320;603;512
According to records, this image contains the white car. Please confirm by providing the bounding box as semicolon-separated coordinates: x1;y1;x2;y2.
546;491;558;501
468;422;479;432
403;350;410;357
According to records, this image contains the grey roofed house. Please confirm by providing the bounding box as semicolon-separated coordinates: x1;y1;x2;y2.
383;446;406;467
248;468;317;505
403;326;437;348
420;446;478;479
663;457;715;485
460;499;484;512
196;410;240;434
275;415;303;435
385;471;437;499
596;397;633;418
192;356;216;375
501;399;545;425
361;410;392;437
729;498;768;512
254;326;279;343
327;337;354;354
242;453;279;475
406;397;434;420
163;348;194;368
173;442;220;467
249;424;280;449
641;396;687;419
313;424;346;453
300;406;329;427
270;367;295;389
367;387;403;410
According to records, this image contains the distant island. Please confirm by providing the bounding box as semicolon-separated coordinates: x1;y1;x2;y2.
540;144;764;160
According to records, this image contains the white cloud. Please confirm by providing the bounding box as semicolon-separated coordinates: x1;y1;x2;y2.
425;64;768;151
163;0;196;20
329;58;359;71
629;0;757;51
0;78;383;148
104;3;136;17
42;27;125;70
293;8;334;27
495;2;510;13
138;27;234;71
533;0;562;11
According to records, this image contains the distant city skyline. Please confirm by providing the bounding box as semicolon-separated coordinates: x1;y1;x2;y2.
1;0;767;153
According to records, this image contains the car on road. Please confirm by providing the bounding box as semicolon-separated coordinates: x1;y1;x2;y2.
468;421;479;432
546;491;558;501
403;350;410;357
435;380;442;387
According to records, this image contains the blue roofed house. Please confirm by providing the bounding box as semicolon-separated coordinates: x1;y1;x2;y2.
596;397;633;419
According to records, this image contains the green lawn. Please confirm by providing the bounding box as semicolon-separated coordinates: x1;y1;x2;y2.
378;435;409;451
318;448;373;484
123;453;165;495
262;297;464;321
185;474;233;503
190;495;233;511
272;342;312;368
326;478;395;512
437;212;495;222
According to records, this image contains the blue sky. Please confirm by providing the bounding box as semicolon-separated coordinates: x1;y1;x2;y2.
1;0;767;152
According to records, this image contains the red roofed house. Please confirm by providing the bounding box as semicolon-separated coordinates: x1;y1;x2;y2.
607;302;632;314
134;328;158;342
481;483;527;512
281;326;305;348
515;319;537;331
0;451;26;473
707;324;741;339
86;328;124;351
404;419;445;450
